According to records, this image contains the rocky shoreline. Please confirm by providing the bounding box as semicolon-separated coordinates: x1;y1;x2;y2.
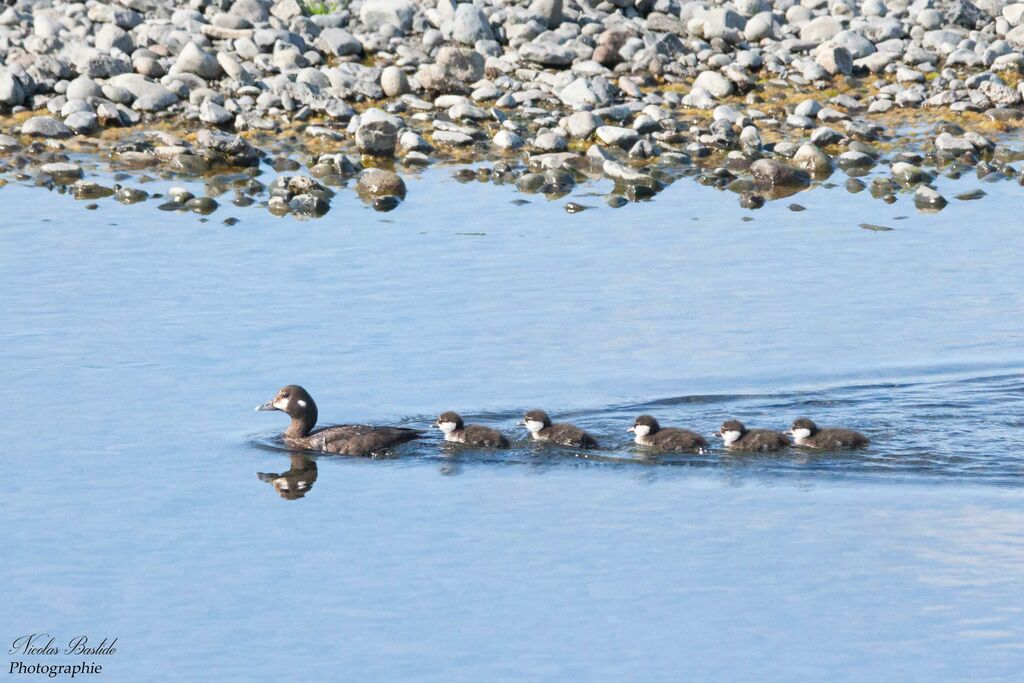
1;0;1023;217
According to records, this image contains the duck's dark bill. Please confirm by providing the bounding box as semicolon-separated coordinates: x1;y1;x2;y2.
255;401;277;412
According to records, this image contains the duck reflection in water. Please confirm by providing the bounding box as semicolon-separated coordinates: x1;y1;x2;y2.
257;454;318;500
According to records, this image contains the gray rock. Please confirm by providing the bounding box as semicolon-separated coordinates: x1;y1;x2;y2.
836;151;875;173
566;111;601;139
360;0;414;33
0;70;25;106
356;168;407;197
356;120;398;157
287;194;329;216
750;159;810;190
110;73;178;106
520;41;574;67
316;28;362;57
891;161;928;186
832;30;875;59
423;47;485;91
173;43;223;80
810;126;844;146
72;180;114;199
800;16;842;42
199;99;233;125
96;23;133;53
934;132;975;154
231;0;269;23
493;129;524;150
745;13;776;41
979;81;1022;106
432;130;475;146
596;125;640;149
66;76;103;101
271;0;303;22
134;56;165;79
914;186;947;209
816;44;853;76
380;66;409;97
530;0;562;29
559;77;612;109
197;129;260;166
693;70;734;98
41;162;83;181
452;4;493;45
602;159;657;187
533;131;567;152
792;143;832;175
22;116;72;138
65;111;100;134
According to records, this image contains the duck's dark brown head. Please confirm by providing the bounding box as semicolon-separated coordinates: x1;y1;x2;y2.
520;409;552;433
436;411;464;434
628;414;661;435
786;418;818;438
715;420;747;438
257;385;318;437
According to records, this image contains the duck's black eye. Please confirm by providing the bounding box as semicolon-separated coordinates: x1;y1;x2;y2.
282;393;290;398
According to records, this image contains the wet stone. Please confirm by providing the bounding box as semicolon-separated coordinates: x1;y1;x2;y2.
289;194;330;216
71;181;114;199
40;162;83;182
356;168;406;199
187;197;219;215
115;187;148;204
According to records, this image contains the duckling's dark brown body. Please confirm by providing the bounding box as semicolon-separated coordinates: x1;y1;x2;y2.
458;425;510;448
729;429;790;452
541;423;598;448
629;415;706;452
258;385;421;457
800;429;869;450
522;410;598;448
645;428;708;452
788;418;869;450
717;420;790;452
436;411;509;448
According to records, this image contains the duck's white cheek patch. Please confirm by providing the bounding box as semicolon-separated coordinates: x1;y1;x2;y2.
273;398;290;411
438;421;458;434
633;425;651;437
792;428;811;441
525;420;545;433
297;400;307;408
722;430;742;444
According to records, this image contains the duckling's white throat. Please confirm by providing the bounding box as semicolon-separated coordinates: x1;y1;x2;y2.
721;430;742;445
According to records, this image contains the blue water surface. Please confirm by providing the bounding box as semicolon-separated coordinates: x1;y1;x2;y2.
2;161;1024;681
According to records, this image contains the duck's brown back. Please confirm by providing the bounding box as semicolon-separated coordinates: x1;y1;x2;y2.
650;428;708;452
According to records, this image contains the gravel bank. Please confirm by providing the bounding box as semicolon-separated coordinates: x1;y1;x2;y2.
1;0;1023;215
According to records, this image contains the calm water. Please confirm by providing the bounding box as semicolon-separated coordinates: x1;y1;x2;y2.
3;160;1024;680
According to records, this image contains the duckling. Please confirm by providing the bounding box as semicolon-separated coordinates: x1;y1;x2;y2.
715;419;789;452
628;414;707;452
256;385;421;456
436;411;509;448
519;409;598;448
786;418;869;450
